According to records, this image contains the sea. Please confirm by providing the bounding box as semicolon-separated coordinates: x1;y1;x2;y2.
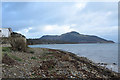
29;43;119;72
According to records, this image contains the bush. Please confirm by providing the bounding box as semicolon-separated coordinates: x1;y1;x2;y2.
9;37;27;52
9;32;28;52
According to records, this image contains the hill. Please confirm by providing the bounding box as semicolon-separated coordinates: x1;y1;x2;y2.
27;31;114;45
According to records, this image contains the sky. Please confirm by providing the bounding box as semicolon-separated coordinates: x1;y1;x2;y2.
2;2;118;42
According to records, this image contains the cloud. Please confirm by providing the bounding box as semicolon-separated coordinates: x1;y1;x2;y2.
17;27;32;33
15;24;117;42
16;27;33;37
75;3;86;10
43;24;76;34
76;26;118;35
15;24;76;38
2;2;118;42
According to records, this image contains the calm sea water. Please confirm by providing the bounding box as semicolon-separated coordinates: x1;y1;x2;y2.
29;43;118;72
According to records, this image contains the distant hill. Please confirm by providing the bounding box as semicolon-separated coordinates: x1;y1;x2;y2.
27;31;114;45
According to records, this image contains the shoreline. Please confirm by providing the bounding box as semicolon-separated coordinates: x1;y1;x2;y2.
2;47;119;78
29;43;118;72
28;42;115;45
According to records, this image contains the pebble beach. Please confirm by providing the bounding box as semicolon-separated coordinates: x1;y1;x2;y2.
2;47;120;79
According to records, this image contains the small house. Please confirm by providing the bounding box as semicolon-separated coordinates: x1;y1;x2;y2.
0;28;12;37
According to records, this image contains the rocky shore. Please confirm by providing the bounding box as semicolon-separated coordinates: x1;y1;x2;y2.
2;47;120;79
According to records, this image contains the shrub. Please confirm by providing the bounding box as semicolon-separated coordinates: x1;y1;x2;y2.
9;32;28;52
9;37;27;52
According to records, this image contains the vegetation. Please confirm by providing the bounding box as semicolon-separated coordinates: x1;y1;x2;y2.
9;32;28;52
2;47;22;62
31;56;37;60
4;53;22;62
8;54;22;61
10;37;27;51
2;47;11;52
2;48;119;78
30;51;34;54
28;48;35;54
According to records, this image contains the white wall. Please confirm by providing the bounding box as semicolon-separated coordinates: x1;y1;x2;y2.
0;28;11;37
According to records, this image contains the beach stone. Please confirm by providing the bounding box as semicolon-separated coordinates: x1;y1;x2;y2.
2;48;119;78
14;73;16;76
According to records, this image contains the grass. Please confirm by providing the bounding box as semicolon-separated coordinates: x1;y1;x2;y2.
2;47;11;52
3;53;22;62
30;51;34;54
9;54;22;61
27;47;35;54
48;56;54;59
40;57;46;60
31;57;37;60
40;52;55;60
48;66;54;71
2;47;22;61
